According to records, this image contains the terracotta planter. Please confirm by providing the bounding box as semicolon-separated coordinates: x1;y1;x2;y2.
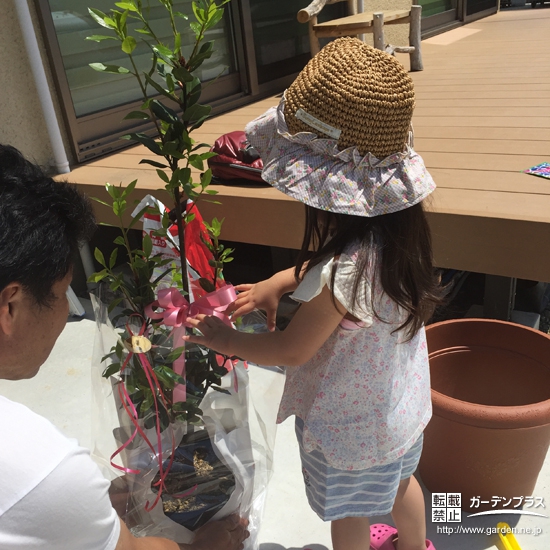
419;319;550;511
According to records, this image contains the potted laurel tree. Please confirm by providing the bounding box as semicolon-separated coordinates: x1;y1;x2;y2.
86;0;261;544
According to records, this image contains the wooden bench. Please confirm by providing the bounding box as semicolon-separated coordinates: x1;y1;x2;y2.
298;0;423;70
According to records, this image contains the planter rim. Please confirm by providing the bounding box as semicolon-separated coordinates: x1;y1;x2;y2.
427;318;550;429
427;317;550;338
430;389;550;429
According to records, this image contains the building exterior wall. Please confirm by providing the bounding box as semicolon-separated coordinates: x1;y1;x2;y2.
0;0;74;172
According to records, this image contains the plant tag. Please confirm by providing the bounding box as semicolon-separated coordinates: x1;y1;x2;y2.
295;108;342;139
125;335;152;354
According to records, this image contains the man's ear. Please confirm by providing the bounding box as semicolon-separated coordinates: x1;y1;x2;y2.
0;282;24;336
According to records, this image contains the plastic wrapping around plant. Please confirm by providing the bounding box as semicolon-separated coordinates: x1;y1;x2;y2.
91;287;284;547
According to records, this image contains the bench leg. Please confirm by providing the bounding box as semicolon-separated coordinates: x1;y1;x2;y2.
373;12;385;50
409;5;423;71
309;17;321;56
483;275;516;321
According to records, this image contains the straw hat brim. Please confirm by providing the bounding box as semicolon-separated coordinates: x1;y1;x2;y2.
245;96;436;218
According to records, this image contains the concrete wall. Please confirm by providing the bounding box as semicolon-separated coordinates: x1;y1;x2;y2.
0;1;74;173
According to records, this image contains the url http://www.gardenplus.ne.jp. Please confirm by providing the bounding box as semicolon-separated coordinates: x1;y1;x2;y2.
436;525;543;536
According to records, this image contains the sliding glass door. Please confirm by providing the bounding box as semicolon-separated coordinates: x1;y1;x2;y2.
37;0;242;161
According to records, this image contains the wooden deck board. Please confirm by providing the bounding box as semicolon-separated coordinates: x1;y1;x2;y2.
62;8;550;281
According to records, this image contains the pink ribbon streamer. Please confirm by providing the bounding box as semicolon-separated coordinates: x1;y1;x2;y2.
145;285;237;403
109;317;177;511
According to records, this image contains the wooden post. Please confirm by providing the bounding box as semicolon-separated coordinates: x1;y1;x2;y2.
409;5;423;71
373;12;384;50
309;16;321;56
357;0;365;43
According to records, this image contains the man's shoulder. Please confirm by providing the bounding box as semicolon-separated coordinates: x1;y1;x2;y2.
0;395;77;515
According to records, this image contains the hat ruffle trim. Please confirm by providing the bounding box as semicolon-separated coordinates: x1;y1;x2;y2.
245;97;436;218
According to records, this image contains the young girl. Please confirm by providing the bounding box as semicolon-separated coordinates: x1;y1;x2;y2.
185;37;443;550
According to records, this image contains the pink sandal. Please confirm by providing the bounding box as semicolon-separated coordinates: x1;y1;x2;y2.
370;524;398;550
370;524;437;550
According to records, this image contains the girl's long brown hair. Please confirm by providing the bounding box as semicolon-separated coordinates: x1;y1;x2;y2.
294;203;445;340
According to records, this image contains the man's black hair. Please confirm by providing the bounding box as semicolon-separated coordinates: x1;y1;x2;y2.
0;145;96;306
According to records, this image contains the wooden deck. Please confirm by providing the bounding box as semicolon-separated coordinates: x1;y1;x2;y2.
63;7;550;283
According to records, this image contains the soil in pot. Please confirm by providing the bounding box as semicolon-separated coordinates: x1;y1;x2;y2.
152;429;235;530
419;319;550;511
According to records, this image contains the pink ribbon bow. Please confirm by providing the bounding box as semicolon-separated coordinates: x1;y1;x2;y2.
144;285;238;402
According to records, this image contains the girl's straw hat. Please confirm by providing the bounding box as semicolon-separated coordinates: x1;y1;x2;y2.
245;37;436;218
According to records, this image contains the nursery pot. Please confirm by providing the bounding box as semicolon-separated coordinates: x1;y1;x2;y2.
419;319;550;511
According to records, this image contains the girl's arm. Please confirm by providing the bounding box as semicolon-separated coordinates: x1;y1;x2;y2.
228;266;301;331
186;284;345;367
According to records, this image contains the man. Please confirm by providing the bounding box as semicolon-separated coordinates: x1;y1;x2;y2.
0;144;249;550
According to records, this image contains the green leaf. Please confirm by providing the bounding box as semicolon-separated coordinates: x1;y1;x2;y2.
139;159;168;169
88;8;111;29
172;65;194;83
135;27;152;36
165;72;175;94
105;183;118;199
104;16;117;29
192;2;205;23
123;110;150;120
191;142;211;152
197;151;217;160
113;235;126;246
174;32;181;53
86;35;116;42
107;297;124;313
153;367;176;389
198;278;215;292
119;10;129;34
140;393;154;414
152;44;174;61
94;247;106;267
156;169;170;183
122;35;137;54
183;103;211;122
174;11;188;19
205;8;224;30
189;156;204;171
189;21;202;38
109;248;119;269
200;169;212;187
115;1;138;11
103;362;122;378
112;199;126;217
91;197;111;207
142;233;153;257
87;269;108;283
89;63;130;74
150;100;179;124
166;346;185;363
143;73;177;103
121;179;137;198
178;167;192;185
151;267;174;286
155;365;186;386
199;40;214;55
121;133;162;155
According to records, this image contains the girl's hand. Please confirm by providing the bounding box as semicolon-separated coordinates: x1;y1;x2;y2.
184;314;235;356
228;280;282;331
227;267;301;331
